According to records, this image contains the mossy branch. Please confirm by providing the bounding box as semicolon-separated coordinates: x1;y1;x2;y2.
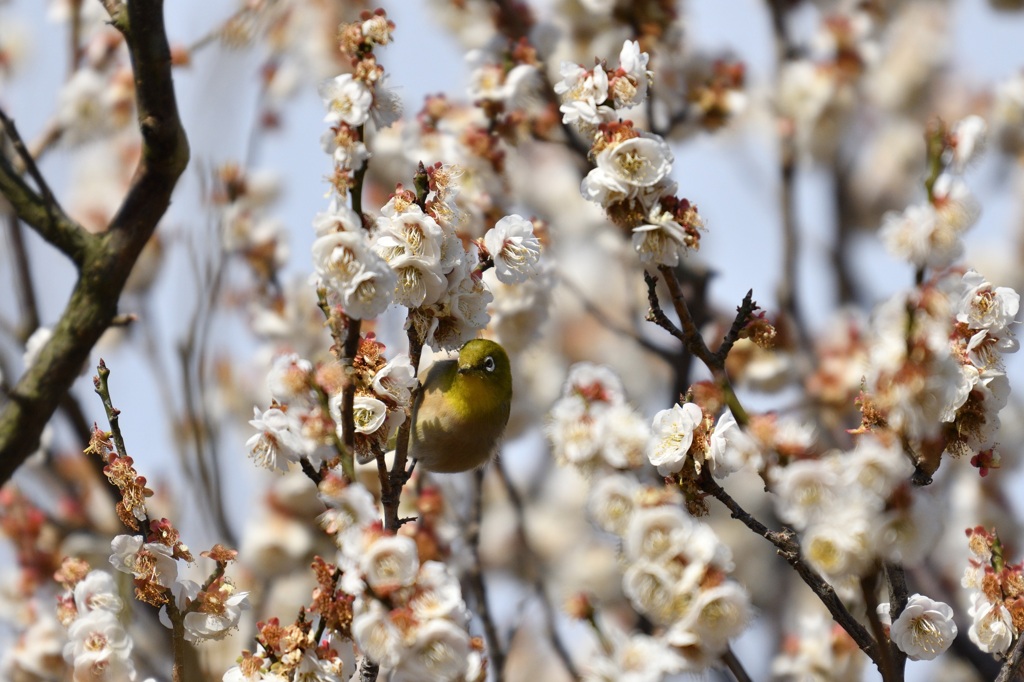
0;0;189;484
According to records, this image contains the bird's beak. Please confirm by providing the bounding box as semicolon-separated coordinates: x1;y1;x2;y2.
458;366;470;375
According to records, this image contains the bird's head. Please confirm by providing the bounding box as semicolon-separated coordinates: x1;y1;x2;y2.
456;339;512;399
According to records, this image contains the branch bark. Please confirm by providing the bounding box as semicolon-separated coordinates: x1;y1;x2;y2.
0;0;189;484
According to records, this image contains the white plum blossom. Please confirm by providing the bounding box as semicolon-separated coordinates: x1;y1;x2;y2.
596;403;650;469
320;127;370;170
483;214;542;284
391;618;471;682
318;481;379;553
647;402;703;476
554;61;612;127
164;579;250;642
800;510;873;579
422;245;494;351
312;229;396;320
610;40;651;109
631;199;700;266
707;408;759;478
312;201;362;236
466;50;537;106
360;534;420;594
246;406;308;472
879;594;956;661
408;561;466;622
879;203;957;270
591;135;674;194
318;74;373;127
266;353;314;403
968;593;1015;655
351;396;388;434
587;473;641;535
109;535;179;587
374;204;448;308
956;269;1020;353
64;609;135;682
666;581;751;654
769;458;840;528
73;571;124;615
623;505;694;564
583;630;685;682
950;114;987;170
352;599;402;668
371;354;417;406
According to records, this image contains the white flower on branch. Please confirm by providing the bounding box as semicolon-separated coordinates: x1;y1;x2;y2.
610;40;651;110
647;402;703;476
591;134;674;195
968;593;1015;655
374;204;448;308
391;618;471;682
879;594;956;661
360;534;419;595
73;570;124;616
246;406;307;472
318;73;373;127
312;229;397;319
64;609;136;682
483;214;542;284
109;535;178;587
554;61;611;127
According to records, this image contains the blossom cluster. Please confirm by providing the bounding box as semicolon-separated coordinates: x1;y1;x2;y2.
648;400;759;481
55;561;146;682
316;477;482;681
557;41;707;268
961;526;1024;656
546;362;650;473
588;477;751;673
549;364;751;674
246;339;414;470
880;116;986;270
855;267;1018;479
768;436;939;584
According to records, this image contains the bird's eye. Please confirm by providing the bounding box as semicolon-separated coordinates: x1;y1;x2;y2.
483;356;496;372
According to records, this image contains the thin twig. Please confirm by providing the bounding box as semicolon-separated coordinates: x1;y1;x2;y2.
561;275;674;361
996;635;1024;682
382;323;423;532
494;459;581;680
645;268;752;425
860;572;898;682
467;467;506;680
697;469;881;669
4;211;40;339
721;644;753;682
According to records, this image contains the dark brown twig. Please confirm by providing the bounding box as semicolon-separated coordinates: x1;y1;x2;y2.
722;644;753;682
495;459;581;680
467;467;506;680
0;109;88;265
697;469;881;668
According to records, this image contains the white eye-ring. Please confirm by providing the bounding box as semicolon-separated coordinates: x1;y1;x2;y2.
483;356;496;372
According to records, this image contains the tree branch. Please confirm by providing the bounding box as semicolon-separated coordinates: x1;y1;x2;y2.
0;109;90;266
0;0;189;484
697;469;882;669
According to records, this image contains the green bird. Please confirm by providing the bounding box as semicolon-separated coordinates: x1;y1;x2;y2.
410;339;512;473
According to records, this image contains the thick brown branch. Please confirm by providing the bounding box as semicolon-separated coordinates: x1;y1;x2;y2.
0;0;189;485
